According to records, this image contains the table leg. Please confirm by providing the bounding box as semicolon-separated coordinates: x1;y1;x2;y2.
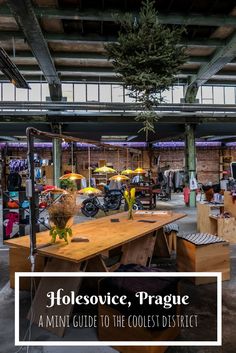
153;228;171;258
120;231;157;266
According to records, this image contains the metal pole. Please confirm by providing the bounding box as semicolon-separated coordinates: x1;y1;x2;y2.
53;138;61;187
26;127;37;263
185;124;196;207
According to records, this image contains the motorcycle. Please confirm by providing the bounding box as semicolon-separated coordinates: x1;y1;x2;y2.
81;188;143;217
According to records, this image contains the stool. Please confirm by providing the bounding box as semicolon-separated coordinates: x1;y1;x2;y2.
98;264;180;353
177;233;230;285
163;223;179;253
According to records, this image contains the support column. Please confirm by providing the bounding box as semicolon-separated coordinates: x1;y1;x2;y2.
185;124;196;207
51;123;62;187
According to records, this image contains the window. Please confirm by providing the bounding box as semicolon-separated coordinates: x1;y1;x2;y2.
62;83;73;102
172;86;183;103
213;86;224;104
99;84;112;102
112;85;124;102
74;84;86;102
162;89;172;103
124;89;135;102
87;84;98;101
16;87;28;101
3;83;15;100
201;86;213;103
41;83;50;101
29;83;41;101
224;87;235;104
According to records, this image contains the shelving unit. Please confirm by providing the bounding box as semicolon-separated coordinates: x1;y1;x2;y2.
2;191;39;241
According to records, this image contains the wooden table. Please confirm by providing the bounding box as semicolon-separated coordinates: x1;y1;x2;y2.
6;211;185;336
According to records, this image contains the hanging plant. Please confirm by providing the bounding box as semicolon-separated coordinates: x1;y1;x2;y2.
105;0;187;139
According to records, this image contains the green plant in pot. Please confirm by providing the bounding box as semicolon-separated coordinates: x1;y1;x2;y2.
124;188;136;220
60;178;77;192
48;193;78;244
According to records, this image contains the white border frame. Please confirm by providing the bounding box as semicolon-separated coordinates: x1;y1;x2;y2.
15;271;222;347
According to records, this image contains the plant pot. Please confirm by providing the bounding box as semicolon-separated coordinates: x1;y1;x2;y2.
49;217;74;244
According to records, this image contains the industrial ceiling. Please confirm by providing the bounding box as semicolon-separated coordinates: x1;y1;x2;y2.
1;0;236;142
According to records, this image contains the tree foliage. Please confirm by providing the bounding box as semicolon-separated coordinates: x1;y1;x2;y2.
105;0;188;139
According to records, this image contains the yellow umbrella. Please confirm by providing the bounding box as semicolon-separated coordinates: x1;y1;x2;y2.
59;173;85;180
94;166;116;173
121;169;135;175
109;174;130;181
78;187;102;195
134;167;146;174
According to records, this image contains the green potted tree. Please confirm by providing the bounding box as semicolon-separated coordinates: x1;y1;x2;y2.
105;0;187;139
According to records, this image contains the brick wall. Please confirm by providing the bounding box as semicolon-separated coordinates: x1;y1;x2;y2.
3;146;233;185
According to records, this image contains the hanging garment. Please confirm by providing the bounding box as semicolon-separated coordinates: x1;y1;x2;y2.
35;168;42;179
81;178;87;188
190;172;198;190
7;172;22;191
183;187;190;205
4;212;19;238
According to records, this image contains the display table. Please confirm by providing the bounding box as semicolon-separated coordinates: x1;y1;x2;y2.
5;211;185;337
197;194;236;243
197;202;224;234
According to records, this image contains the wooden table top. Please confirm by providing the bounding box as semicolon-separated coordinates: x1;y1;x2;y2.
5;211;185;263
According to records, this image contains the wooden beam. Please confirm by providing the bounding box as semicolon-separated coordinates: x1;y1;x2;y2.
1;5;236;27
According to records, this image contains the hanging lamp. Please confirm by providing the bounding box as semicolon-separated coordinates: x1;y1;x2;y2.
94;146;116;174
121;149;134;175
134;151;146;174
42;187;68;194
59;142;85;181
134;167;146;174
79;146;102;195
94;165;116;173
109;174;129;181
59;172;85;180
110;149;130;182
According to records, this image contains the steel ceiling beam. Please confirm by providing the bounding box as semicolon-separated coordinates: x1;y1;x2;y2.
1;5;236;27
1;101;236;112
185;30;236;100
5;0;62;101
1;112;236;124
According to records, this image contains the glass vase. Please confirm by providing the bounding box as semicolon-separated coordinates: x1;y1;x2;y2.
128;208;133;220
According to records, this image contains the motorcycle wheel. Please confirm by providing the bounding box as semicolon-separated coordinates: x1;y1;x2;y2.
81;200;99;217
124;199;144;211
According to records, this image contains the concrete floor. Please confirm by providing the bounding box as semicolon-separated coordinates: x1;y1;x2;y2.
0;194;235;353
